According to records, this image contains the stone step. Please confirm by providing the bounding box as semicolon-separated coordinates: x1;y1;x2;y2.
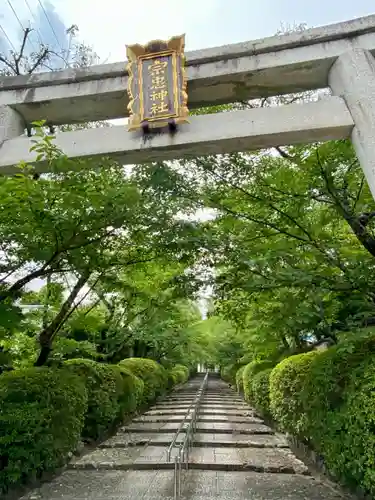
148;408;249;414
181;471;345;500
204;392;236;394
19;469;345;500
100;432;288;449
166;394;241;398
165;393;243;401
189;447;309;474
201;400;245;404
201;392;238;394
146;409;255;417
68;446;309;474
200;403;245;407
202;397;239;400
121;422;274;434
163;399;245;404
201;396;243;399
133;415;264;424
153;404;248;410
161;402;248;407
19;377;348;500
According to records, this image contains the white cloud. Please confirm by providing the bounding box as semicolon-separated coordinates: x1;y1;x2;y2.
54;0;217;62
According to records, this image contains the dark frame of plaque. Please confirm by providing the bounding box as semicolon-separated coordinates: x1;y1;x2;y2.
126;34;189;132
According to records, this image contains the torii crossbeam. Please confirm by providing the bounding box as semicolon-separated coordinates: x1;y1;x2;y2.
1;15;375;197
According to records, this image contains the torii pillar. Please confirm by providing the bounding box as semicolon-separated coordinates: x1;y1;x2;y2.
329;49;375;199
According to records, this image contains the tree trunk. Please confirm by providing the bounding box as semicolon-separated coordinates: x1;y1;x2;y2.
34;272;90;366
34;345;52;367
133;340;148;358
344;216;375;258
281;335;289;349
291;333;302;349
42;275;51;329
133;340;140;357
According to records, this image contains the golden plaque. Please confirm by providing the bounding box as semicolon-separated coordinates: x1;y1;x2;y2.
126;34;189;132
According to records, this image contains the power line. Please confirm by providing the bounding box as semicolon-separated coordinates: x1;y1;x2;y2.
0;22;16;53
36;0;63;53
24;0;45;46
7;0;25;32
7;0;38;52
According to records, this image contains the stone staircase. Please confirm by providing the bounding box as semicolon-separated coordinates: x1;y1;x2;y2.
21;374;350;499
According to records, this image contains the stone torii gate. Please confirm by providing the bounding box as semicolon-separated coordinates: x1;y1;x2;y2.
1;15;375;197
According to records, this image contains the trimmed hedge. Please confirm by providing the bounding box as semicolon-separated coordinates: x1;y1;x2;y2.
269;336;375;496
235;366;245;394
64;359;129;440
299;337;375;444
299;338;375;494
170;364;189;385
251;368;272;417
166;371;176;390
318;359;375;494
118;366;144;414
118;357;168;406
269;351;319;436
0;368;87;494
243;360;274;404
0;356;174;494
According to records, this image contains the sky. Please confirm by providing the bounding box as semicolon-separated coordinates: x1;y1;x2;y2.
55;0;375;61
1;0;375;65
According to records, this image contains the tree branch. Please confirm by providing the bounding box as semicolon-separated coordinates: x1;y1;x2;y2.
28;48;50;74
354;175;365;210
35;271;91;365
0;54;17;74
15;28;32;72
197;158;326;252
274;146;296;161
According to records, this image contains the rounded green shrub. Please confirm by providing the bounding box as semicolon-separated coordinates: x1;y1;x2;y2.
166;371;177;390
317;359;375;494
64;358;124;440
118;358;168;406
266;336;375;496
118;366;144;414
0;367;87;494
170;364;189;385
296;337;375;495
269;351;320;436
251;368;272;417
235;366;245;394
243;360;274;404
300;336;375;444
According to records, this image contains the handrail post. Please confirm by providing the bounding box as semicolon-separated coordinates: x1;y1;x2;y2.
170;371;209;499
174;456;178;500
166;372;208;462
178;448;182;498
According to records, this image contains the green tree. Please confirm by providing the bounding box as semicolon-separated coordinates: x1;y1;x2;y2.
176;139;375;348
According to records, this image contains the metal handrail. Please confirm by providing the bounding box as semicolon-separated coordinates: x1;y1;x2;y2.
166;372;208;462
166;399;197;462
169;372;209;499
